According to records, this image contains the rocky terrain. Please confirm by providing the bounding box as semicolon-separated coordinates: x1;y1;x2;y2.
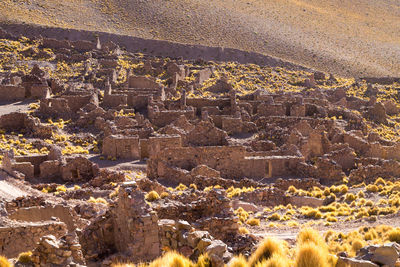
0;26;400;267
0;0;399;77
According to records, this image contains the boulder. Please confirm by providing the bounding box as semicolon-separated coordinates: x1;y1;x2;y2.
287;196;324;208
187;231;210;248
369;243;400;266
205;239;227;258
231;200;259;212
337;257;379;267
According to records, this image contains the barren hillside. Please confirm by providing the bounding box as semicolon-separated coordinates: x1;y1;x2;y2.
1;0;399;77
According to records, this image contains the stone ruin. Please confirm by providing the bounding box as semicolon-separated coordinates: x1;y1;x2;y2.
1;28;400;266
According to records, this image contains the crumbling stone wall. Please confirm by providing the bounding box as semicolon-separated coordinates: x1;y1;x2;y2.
61;156;100;182
186;121;228;146
31;233;85;266
0;85;25;101
0;221;67;258
148;135;182;158
112;183;161;261
102;135;140;159
8;205;82;231
148;145;304;181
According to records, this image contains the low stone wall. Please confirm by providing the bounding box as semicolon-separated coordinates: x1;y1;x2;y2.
8;205;81;231
0;221;67;258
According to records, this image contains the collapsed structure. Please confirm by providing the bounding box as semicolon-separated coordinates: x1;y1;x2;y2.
1;28;400;266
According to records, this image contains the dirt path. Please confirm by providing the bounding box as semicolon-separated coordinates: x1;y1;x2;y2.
0;172;29;201
0;100;34;116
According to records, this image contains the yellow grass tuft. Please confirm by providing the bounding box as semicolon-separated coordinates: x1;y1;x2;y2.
246;218;260;226
17;251;32;263
255;254;290;267
302;208;322;219
228;255;248;267
267;213;281;221
196;253;212;267
248;238;285;267
111;263;135;267
297;228;327;250
239;227;250;234
148;251;193;267
88;197;108;205
294;242;329;267
160;192;170;199
351;239;365;255
366;184;379;192
145;191;160;202
388;228;400;242
0;256;11;267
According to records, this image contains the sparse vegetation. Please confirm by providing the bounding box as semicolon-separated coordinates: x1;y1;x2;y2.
145;191;160;202
248;238;285;266
0;256;11;267
0;24;400;267
17;251;32;263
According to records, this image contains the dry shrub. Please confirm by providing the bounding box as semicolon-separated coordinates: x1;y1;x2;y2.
294;242;328;267
288;186;297;193
246;218;260;226
228;255;248;267
160;192;169;199
344;193;356;202
145;191;160;202
196;253;212;267
366;184;379;192
176;183;188;191
388;228;400;242
302;209;322;219
267;213;281;221
88;197;108;204
297;228;327;250
189;184;198;190
0;256;11;267
351;239;365;255
248;238;285;267
239;227;250;234
357;191;365;198
339;185;348;194
148;251;193;267
111;263;135;267
17;251;32;263
364;228;378;241
374;177;386;186
255;254;290;267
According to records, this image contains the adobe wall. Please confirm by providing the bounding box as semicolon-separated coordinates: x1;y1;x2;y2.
127;94;151;110
0;112;26;130
103;94;127;108
102;135;140;159
148;146;254;180
367;143;400;161
149;110;195;128
15;155;48;176
63;95;93;112
39;98;71;117
148;135;182;158
0;85;25;101
186;98;230;111
128;76;162;90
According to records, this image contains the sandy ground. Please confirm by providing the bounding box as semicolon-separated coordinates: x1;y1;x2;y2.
0;171;30;200
0;100;33;116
